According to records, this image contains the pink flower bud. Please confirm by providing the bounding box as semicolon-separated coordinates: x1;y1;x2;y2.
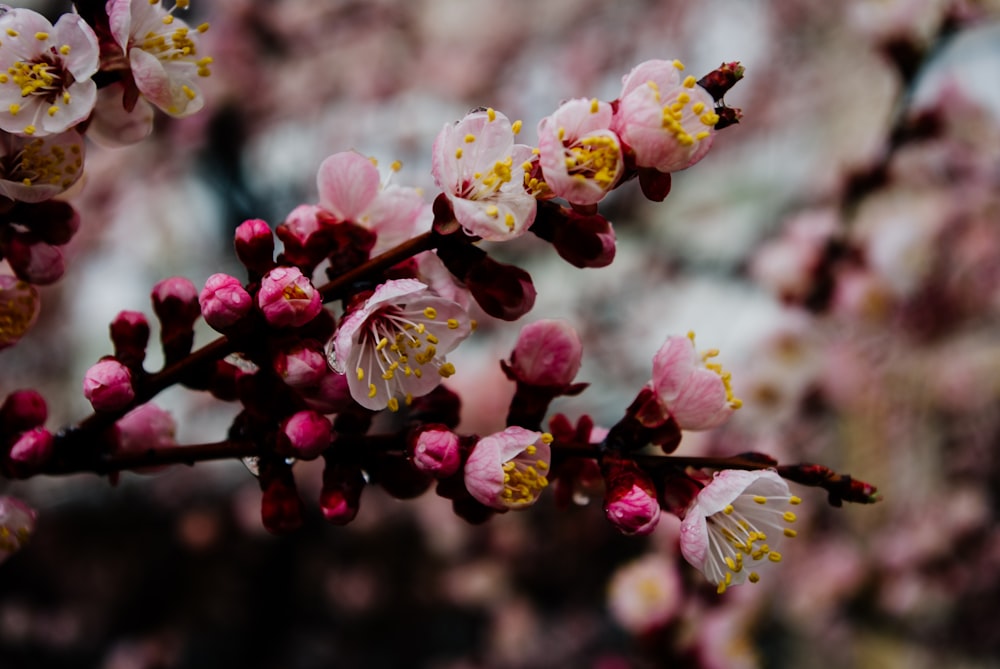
7;427;54;476
509;319;583;386
115;403;176;452
151;277;201;331
273;340;327;389
275;205;336;272
550;211;616;268
277;410;331;460
0;496;36;563
320;462;365;525
199;273;252;331
0;276;39;349
5;234;65;285
83;358;135;412
109;310;150;368
603;457;661;536
465;256;536;321
0;389;47;434
651;333;741;431
234;218;275;275
465;427;552;510
410;427;461;477
257;266;322;328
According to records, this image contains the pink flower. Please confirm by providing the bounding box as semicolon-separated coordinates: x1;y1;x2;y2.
508;319;583;386
607;553;683;634
0;9;98;136
537;98;624;205
277;410;331;460
115;403;176;452
83;358;135;412
256;266;322;328
0;495;36;563
410;427;461;477
317;151;431;255
432;108;537;240
0;130;86;203
679;469;801;593
651;332;741;431
107;0;212;117
0;275;39;350
199;273;252;331
464;427;552;510
613;59;718;172
329;279;473;412
603;457;661;536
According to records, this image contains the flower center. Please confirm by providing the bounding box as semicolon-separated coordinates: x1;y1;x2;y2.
563;133;620;187
133;2;213;76
704;492;801;593
645;65;719;148
501;434;552;506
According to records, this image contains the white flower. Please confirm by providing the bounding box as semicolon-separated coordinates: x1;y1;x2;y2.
0;9;99;136
0;129;85;202
679;469;801;593
329;279;473;411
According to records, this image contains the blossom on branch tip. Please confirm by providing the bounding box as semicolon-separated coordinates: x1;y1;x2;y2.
329;279;473;412
651;332;741;431
317;151;431;255
613;59;718;173
679;469;800;593
233;219;275;275
537;98;624;205
107;0;212;117
464;427;552;510
507;319;583;387
0;130;85;203
256;266;322;328
432;108;537;241
0;9;98;136
410;426;461;477
82;358;135;412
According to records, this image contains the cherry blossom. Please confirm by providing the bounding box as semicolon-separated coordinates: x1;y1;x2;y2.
0;9;98;136
464;427;552;510
651;332;741;431
0;130;85;203
432;108;536;241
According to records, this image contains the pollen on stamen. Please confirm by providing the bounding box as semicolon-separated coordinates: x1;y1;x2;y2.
356;367;364;380
47;106;58;116
486;108;496;121
387;397;400;412
6;29;19;38
368;383;377;398
512;119;522;134
464;134;476;144
423;307;437;319
672;59;685;70
589;98;599;114
446;319;459;329
35;32;49;41
438;362;456;378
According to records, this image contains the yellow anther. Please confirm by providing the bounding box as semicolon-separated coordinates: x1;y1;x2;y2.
512;119;522;134
162;14;175;24
197;23;210;33
540;433;553;444
485;204;499;218
789;496;802;505
381;369;394;380
63;92;71;103
783;511;797;523
590;98;599;113
35;32;49;41
423;306;437;319
768;552;782;563
368;383;377;398
356;367;364;381
47;106;59;116
59;44;71;55
783;528;797;538
454;148;463;159
464;133;476;143
390;160;402;172
6;29;18;37
723;504;734;514
683;75;697;88
23;125;35;135
446;319;459;329
753;496;767;504
387;397;400;412
426;333;439;344
536;460;548;470
525;445;537;455
505;213;515;231
748;572;760;583
8;103;19;116
486;107;496;121
438;362;455;378
405;393;413;406
692;101;705;114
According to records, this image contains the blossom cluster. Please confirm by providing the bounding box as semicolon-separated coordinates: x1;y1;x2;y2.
0;1;881;619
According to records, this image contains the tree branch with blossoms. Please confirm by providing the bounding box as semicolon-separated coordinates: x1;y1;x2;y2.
0;0;879;597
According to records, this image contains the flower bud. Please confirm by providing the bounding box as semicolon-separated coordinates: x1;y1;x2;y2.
257;266;323;328
299;368;354;414
199;273;252;331
273;340;327;389
277;410;331;460
83;358;135;412
234;218;275;275
275;205;336;273
603;457;661;536
151;277;201;332
0;276;39;349
259;461;304;534
410;426;461;477
0;496;36;563
465;256;536;321
5;234;65;285
7;427;54;477
509;319;583;387
319;461;365;525
109;310;150;368
0;389;47;434
115;403;176;453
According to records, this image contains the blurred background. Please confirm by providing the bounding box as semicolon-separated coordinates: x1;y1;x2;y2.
3;0;1000;666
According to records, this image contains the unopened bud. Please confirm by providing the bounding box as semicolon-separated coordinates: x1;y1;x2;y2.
83;358;134;412
199;273;252;331
277;410;332;460
0;389;47;434
410;426;461;477
234;218;275;275
257;266;323;328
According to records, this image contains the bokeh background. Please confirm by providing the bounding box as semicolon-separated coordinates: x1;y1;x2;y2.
3;0;1000;667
